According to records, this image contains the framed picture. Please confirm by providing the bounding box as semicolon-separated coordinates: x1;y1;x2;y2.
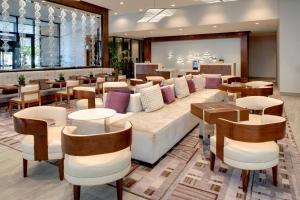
192;60;199;70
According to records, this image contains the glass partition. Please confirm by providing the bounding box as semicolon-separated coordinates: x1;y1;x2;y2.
0;0;102;70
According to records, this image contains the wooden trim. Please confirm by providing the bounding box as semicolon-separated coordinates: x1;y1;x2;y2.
143;32;250;81
103;86;130;93
264;103;284;116
74;90;96;109
13;116;48;160
62;123;132;156
215;118;286;161
241;86;273;97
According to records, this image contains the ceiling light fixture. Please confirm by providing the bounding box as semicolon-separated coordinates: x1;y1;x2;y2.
171;4;176;7
120;1;124;5
138;0;176;23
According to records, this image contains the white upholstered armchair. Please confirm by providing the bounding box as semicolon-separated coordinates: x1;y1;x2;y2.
13;106;67;180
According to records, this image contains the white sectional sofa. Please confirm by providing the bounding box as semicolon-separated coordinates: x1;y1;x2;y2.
108;88;225;165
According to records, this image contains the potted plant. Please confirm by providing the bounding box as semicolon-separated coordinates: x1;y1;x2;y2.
18;74;26;86
59;72;65;81
89;71;93;78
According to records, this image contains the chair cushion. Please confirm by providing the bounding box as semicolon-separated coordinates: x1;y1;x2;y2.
205;77;222;89
76;98;103;110
210;135;279;164
174;77;190;98
161;86;175;104
140;84;164;112
64;148;131;178
105;91;130;114
21;126;63;158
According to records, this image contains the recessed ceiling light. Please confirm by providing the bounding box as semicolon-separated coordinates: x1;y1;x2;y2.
255;22;260;25
171;4;176;7
114;12;118;15
124;33;128;36
120;1;124;5
139;8;143;12
184;33;188;35
179;28;183;31
213;25;217;28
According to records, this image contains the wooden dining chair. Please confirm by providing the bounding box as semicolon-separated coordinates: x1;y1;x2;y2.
13;106;67;180
9;84;41;116
73;87;103;109
62;121;132;200
210;115;286;192
55;80;80;108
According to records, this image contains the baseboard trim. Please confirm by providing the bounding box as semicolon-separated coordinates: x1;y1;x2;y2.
280;92;300;97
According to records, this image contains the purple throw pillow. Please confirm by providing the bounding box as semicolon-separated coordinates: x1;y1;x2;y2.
161;86;175;104
187;79;196;93
105;91;130;113
205;77;222;89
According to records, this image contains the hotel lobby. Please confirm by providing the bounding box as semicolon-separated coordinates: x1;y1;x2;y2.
0;0;300;199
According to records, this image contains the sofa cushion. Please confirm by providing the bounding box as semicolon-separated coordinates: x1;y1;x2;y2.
174;77;190;98
187;79;196;93
135;81;153;93
105;91;130;114
140;85;164;112
162;78;174;86
127;93;143;113
193;74;205;90
161;86;175;104
205;77;222;89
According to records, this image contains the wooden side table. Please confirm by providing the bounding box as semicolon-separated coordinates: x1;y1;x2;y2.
191;102;249;156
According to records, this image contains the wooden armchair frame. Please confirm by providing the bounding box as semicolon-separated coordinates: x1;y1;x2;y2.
13;115;63;180
9;90;41;116
62;122;132;200
241;86;273;97
211;117;286;191
55;84;79;108
74;90;96;109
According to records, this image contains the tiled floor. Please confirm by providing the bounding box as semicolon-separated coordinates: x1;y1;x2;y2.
0;93;300;200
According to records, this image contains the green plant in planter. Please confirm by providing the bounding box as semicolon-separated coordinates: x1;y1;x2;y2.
18;74;26;86
59;72;65;81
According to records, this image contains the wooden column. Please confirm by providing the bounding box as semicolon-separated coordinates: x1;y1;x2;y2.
143;38;152;62
241;34;249;82
101;10;109;68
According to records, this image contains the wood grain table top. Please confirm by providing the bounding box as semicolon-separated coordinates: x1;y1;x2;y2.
191;102;249;124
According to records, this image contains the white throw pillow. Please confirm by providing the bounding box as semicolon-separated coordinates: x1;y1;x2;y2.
127;93;143;113
135;81;153;93
174;77;190;98
193;74;205;90
140;85;164;112
185;74;193;80
162;78;175;86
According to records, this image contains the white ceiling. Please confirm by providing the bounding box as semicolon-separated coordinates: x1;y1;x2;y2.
111;20;278;39
83;0;246;15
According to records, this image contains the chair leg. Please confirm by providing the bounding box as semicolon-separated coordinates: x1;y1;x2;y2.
55;94;58;106
73;185;80;200
116;179;123;200
272;165;278;186
9;102;12;116
242;170;249;192
67;95;70;108
23;158;28;177
210;151;215;171
58;159;64;181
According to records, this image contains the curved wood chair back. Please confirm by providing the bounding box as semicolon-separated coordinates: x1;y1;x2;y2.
62;122;132;156
13;116;48;160
74;90;96;109
227;77;242;84
264;103;284;116
103;86;130;93
241;86;273;97
216;116;286;161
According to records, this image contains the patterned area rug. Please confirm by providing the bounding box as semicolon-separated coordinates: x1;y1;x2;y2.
0;106;300;200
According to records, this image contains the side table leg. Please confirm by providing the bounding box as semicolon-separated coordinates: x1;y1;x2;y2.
104;118;110;133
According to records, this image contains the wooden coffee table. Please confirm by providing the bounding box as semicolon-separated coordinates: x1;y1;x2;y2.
191;102;249;155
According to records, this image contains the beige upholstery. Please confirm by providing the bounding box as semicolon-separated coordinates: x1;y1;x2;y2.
145;76;165;83
102;82;128;93
245;81;273;88
10;84;39;102
236;96;283;113
63;122;132;186
118;75;126;82
210;114;285;170
57;80;80;95
14;106;67;161
76;98;103;110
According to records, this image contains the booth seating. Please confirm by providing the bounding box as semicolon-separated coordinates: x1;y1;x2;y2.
55;80;80;108
13;106;67;180
73;87;103;110
8;84;41;116
210;115;286;192
62;122;132;200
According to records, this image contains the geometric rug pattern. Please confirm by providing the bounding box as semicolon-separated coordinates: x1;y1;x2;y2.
0;106;300;200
